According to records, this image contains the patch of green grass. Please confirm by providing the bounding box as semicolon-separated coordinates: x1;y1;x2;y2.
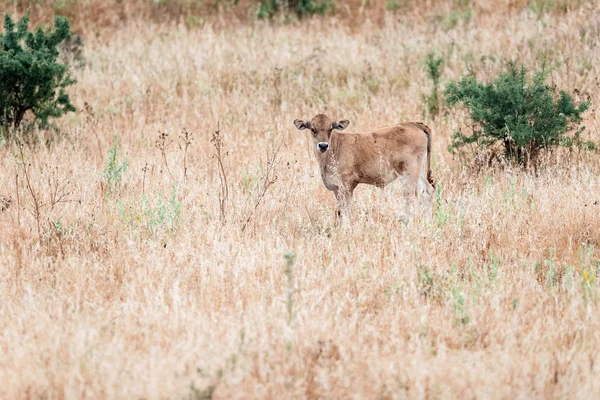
102;135;128;193
110;184;182;236
386;0;407;12
441;8;471;30
434;183;450;227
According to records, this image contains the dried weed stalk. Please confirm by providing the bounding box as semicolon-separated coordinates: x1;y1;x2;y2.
14;140;76;242
142;162;149;196
84;102;103;162
241;138;282;233
179;128;193;181
156;131;174;179
15;140;42;240
48;166;75;210
211;122;229;224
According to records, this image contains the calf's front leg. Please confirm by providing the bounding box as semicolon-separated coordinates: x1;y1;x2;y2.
334;184;355;225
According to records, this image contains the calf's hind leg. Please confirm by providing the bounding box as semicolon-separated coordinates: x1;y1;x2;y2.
398;160;421;222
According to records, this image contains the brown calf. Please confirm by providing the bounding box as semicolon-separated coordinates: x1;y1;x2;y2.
294;114;434;221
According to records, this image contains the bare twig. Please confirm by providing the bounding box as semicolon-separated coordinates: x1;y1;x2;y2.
84;102;103;163
15;139;42;240
241;138;283;233
142;162;149;196
48;166;75;210
179;128;193;181
156;131;174;179
15;173;20;225
211;122;228;224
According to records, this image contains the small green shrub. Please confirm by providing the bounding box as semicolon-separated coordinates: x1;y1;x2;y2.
448;280;470;326
257;0;276;18
257;0;333;19
0;14;76;134
385;0;406;12
295;0;333;16
446;61;593;168
140;185;182;234
422;52;444;119
113;184;182;236
103;135;128;192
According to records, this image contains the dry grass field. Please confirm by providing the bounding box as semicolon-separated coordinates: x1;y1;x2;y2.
2;1;600;398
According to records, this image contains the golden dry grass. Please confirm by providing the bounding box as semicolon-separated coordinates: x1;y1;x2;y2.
0;0;590;31
2;2;600;398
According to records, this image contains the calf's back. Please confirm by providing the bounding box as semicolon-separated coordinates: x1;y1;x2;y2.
331;123;429;186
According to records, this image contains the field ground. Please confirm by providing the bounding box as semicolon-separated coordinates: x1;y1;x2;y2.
2;2;600;398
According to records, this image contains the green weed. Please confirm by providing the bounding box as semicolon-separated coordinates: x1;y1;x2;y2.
102;135;128;193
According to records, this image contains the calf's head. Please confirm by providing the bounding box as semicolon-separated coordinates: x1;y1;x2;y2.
293;114;350;153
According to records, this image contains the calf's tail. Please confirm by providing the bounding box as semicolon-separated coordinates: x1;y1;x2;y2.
415;122;434;186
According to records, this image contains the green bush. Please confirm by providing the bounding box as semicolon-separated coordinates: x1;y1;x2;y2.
445;61;593;168
0;14;75;134
295;0;333;16
257;0;333;19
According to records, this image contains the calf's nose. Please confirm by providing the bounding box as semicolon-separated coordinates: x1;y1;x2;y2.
318;142;329;152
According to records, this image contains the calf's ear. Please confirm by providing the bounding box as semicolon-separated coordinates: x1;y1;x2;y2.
333;119;350;130
294;119;310;130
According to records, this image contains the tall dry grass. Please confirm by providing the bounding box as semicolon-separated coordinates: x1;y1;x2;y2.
1;2;600;398
0;0;592;32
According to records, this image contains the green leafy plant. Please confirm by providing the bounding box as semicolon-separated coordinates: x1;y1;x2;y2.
386;0;406;12
106;184;182;237
257;0;277;18
295;0;334;16
103;135;128;193
140;184;182;234
448;281;470;326
422;52;444;118
257;0;333;19
446;61;593;169
0;14;76;135
112;185;182;236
